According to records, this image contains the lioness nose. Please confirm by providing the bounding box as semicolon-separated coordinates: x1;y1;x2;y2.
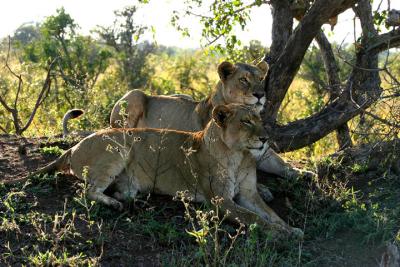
259;137;268;143
253;92;265;99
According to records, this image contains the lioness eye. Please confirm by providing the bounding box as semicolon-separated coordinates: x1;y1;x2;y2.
239;77;249;85
241;119;252;126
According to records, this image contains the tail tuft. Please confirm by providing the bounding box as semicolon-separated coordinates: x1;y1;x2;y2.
63;109;84;137
67;109;84;119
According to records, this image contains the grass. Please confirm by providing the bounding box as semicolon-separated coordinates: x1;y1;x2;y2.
39;146;65;156
1;144;400;266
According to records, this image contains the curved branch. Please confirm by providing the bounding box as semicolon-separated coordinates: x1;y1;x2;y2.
268;87;376;152
315;31;341;97
270;0;382;152
19;60;55;134
365;28;400;55
264;0;359;121
315;31;353;149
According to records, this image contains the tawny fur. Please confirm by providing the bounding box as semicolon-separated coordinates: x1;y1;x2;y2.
109;61;314;181
34;104;303;238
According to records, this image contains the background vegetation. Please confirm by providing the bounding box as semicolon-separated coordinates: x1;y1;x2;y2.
1;1;400;266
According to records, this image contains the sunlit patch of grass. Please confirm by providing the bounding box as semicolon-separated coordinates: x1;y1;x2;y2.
39;146;64;156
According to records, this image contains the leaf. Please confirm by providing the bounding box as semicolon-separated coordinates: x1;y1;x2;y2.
186;228;208;239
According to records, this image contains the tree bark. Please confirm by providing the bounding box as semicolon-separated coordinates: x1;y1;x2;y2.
269;0;292;64
315;31;353;150
264;0;359;122
259;0;400;152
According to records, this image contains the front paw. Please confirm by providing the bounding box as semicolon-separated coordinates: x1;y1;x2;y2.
110;199;124;211
298;169;317;179
290;227;304;240
290;168;317;180
257;183;274;202
268;224;303;241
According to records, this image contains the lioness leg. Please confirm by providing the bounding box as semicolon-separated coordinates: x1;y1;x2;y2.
236;192;303;237
236;166;303;238
112;170;139;202
218;197;292;235
79;169;124;210
257;183;274;202
87;184;123;211
257;148;315;179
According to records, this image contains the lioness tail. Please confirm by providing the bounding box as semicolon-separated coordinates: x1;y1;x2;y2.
32;149;72;177
63;109;84;137
4;149;72;185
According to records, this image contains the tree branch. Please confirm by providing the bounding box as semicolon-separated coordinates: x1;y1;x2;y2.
315;31;341;97
365;28;400;55
0;124;7;134
264;0;359;121
268;0;382;152
269;0;292;64
364;110;400;129
315;30;353;149
19;59;56;134
267;85;376;152
0;94;13;113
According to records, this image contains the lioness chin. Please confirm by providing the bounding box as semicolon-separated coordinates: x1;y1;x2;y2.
33;104;302;238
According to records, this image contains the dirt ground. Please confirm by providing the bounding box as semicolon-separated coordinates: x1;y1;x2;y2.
0;134;182;266
0;134;394;266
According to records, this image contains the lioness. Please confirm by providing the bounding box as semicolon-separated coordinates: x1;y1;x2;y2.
109;61;313;181
33;104;302;237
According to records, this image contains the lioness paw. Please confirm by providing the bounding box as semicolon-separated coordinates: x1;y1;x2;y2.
110;199;123;211
290;227;304;240
257;183;274;202
299;169;317;179
290;168;317;180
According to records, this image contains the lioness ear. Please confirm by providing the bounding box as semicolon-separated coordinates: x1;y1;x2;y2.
212;105;233;128
256;60;269;75
218;61;236;81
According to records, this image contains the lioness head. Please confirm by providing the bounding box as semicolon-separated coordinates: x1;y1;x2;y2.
212;104;268;155
217;61;268;113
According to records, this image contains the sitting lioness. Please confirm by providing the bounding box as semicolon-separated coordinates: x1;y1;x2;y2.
109;61;313;182
33;104;302;237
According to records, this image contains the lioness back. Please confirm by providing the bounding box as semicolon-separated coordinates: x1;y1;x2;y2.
110;89;204;131
110;61;268;133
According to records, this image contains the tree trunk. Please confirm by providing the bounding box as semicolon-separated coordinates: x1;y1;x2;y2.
264;0;359;122
260;0;400;152
269;0;292;64
315;31;353;150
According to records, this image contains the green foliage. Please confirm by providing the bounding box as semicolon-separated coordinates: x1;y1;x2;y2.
172;0;267;59
22;8;112;101
350;163;369;173
373;10;388;32
12;23;41;46
95;6;154;89
299;43;353;96
174;191;245;266
145;49;218;99
39;146;64;156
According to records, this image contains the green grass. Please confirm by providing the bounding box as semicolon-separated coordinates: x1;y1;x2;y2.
39;146;65;156
1;159;399;266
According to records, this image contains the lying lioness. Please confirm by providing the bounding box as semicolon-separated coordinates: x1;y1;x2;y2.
109;61;314;182
34;104;302;237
